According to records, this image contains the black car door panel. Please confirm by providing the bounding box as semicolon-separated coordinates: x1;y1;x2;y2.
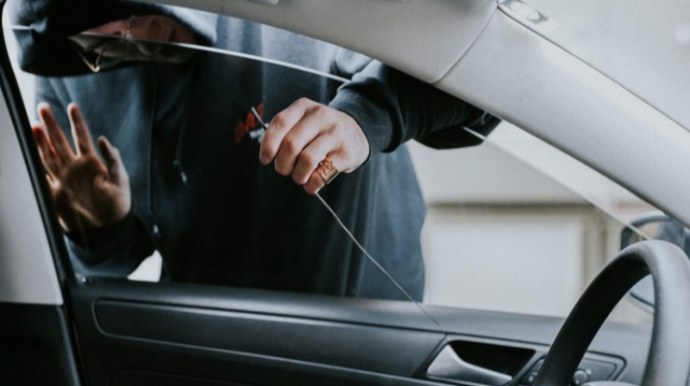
65;279;651;386
69;279;449;386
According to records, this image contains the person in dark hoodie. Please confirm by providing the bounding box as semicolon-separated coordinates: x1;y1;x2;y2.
8;0;499;301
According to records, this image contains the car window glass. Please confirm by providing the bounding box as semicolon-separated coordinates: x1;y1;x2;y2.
3;5;424;303
3;3;681;324
410;122;681;323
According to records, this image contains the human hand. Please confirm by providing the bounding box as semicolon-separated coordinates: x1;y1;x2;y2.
259;98;370;194
32;102;131;232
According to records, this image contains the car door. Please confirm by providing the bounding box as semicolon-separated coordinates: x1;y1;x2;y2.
2;1;686;386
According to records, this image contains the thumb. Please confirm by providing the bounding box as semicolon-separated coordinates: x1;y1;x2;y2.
97;136;127;185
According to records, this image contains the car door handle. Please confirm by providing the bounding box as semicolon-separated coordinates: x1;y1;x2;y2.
427;346;512;386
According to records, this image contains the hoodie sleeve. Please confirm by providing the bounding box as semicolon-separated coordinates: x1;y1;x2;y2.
65;211;155;277
328;51;500;154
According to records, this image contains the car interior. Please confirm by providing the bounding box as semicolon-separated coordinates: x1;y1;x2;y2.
1;1;690;386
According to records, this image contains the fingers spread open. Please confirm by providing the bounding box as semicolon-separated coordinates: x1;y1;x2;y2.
97;136;127;186
68;103;96;156
37;103;75;164
32;123;61;177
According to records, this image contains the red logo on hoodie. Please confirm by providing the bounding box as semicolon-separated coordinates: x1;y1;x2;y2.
234;103;264;143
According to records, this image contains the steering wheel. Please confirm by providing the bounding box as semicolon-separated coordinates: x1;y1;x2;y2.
533;240;690;386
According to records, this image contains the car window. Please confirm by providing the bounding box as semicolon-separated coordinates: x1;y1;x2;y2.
3;3;681;323
411;122;678;323
4;5;426;303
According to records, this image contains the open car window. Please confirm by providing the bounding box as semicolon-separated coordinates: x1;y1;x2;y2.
4;2;682;324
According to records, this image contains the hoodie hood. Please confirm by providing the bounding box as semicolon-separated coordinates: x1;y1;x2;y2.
7;0;218;76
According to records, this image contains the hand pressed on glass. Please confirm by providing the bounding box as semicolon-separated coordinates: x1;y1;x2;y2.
32;103;131;232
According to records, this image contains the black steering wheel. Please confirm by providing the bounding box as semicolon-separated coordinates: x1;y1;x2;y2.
533;240;690;386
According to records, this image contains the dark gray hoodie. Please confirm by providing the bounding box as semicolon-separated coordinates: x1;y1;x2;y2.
9;0;499;300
